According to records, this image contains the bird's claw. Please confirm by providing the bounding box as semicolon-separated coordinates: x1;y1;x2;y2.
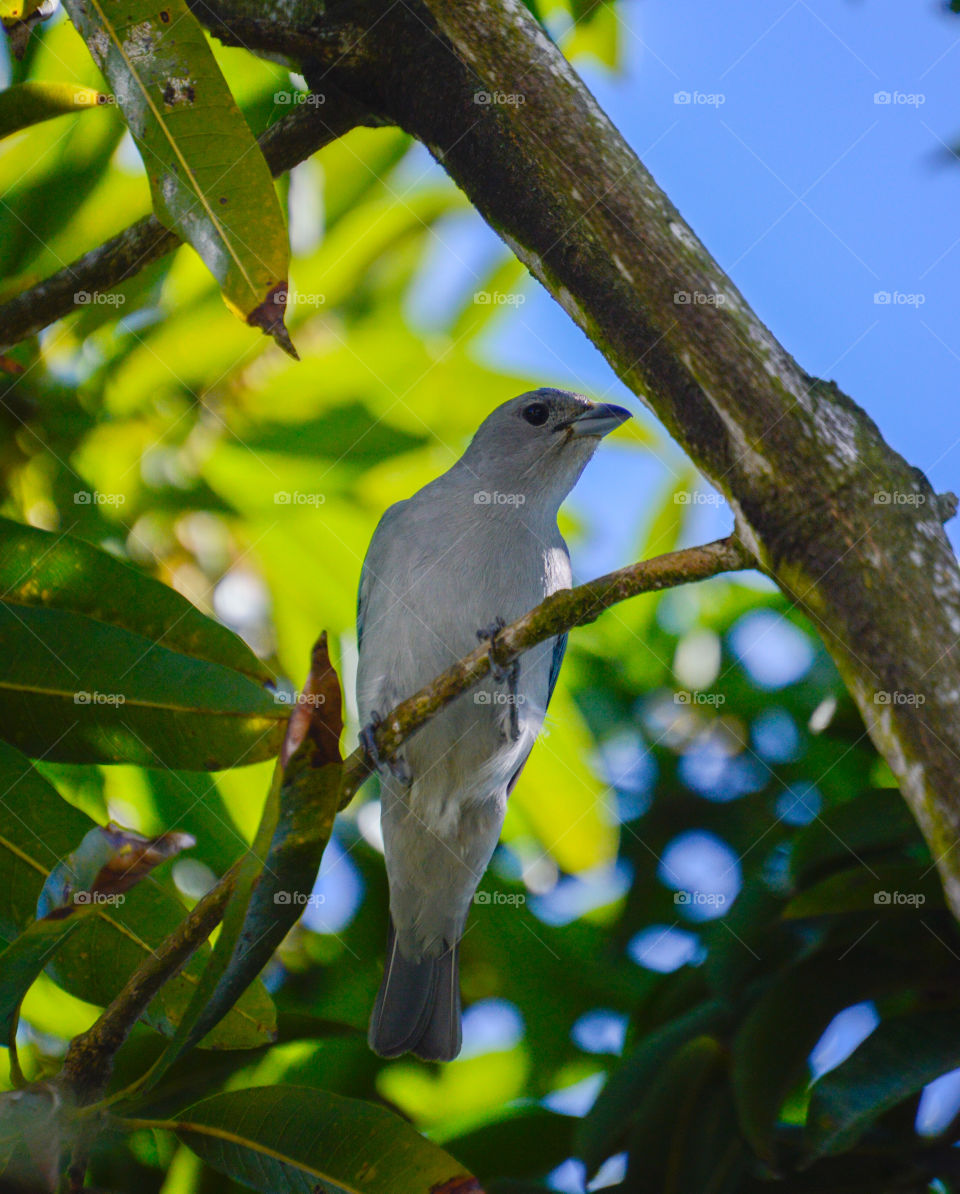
477;617;521;742
477;617;510;683
360;711;412;784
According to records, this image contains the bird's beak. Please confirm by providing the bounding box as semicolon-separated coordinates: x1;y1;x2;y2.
567;402;632;438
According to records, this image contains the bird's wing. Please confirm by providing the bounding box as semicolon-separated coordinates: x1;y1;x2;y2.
357;500;407;651
506;630;568;797
547;631;568;709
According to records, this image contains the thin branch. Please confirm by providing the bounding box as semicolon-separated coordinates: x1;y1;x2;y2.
58;862;237;1105
0;98;368;348
339;534;750;805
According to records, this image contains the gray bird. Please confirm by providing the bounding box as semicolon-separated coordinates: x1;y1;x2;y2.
356;388;631;1061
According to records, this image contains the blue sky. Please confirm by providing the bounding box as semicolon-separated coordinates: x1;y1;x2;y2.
409;0;960;572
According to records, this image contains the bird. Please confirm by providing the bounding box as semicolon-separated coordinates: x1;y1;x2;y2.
355;388;631;1061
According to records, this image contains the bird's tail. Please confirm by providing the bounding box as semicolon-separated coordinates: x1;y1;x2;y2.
368;919;461;1061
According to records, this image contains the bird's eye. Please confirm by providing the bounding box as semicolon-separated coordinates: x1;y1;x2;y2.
522;402;549;426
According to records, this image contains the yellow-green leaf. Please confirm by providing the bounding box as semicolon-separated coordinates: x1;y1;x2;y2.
61;0;292;346
0;81;109;140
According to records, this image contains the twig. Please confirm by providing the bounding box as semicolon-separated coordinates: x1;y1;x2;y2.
58;863;238;1106
339;534;750;806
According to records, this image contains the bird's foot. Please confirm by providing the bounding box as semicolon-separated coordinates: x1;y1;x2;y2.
359;710;412;783
477;617;510;683
477;617;521;742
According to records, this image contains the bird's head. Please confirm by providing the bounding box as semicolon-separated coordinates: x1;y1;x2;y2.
459;388;632;511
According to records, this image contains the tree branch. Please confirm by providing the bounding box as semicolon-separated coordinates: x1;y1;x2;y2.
58;863;237;1106
340;534;749;805
0;97;367;348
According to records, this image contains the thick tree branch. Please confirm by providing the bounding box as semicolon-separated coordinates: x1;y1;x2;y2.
340;535;749;805
0;98;367;348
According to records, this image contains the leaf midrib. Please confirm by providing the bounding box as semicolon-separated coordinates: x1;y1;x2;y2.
85;0;258;297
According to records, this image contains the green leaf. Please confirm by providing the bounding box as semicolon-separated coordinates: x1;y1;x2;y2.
731;955;905;1163
442;1106;575;1183
576;1000;727;1171
622;1035;734;1194
788;788;921;889
0;516;270;682
0;740;275;1048
0;80;109;139
805;1009;960;1158
158;1085;480;1194
0;916;82;1039
150;636;342;1081
60;0;291;343
783;863;942;919
0;599;287;767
